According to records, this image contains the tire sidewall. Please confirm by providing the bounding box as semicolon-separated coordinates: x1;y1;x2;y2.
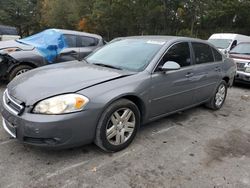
8;65;32;82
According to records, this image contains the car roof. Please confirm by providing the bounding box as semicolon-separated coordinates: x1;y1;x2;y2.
113;35;207;44
237;42;250;45
53;29;102;39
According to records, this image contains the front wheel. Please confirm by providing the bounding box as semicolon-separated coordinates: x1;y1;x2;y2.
205;80;228;110
95;99;140;152
8;65;33;82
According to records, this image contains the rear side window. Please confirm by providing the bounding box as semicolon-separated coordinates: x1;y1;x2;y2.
212;48;222;61
192;42;214;64
64;34;77;47
78;36;98;47
161;42;191;67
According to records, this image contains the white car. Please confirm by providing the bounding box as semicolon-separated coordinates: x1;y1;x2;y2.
0;25;20;41
208;33;250;55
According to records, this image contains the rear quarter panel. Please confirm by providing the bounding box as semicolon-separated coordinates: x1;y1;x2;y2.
221;57;236;86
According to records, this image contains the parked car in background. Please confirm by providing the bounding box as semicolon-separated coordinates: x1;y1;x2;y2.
229;42;250;83
0;25;20;41
1;36;236;152
208;33;250;55
0;29;104;81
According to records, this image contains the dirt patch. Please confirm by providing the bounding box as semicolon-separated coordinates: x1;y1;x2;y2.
205;129;250;166
241;95;250;101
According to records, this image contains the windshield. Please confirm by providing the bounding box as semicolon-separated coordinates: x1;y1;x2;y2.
230;43;250;54
208;39;232;49
86;39;164;72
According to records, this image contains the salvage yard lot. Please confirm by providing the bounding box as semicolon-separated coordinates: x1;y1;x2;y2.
0;82;250;188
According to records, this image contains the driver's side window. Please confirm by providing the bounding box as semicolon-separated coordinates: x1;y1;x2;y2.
159;42;191;68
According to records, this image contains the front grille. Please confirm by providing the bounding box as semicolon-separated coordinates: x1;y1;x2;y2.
3;90;24;115
236;62;246;71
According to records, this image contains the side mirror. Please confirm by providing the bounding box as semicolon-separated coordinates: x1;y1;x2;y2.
160;61;181;72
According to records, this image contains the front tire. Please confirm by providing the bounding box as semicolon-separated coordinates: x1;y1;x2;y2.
8;65;33;82
95;99;140;152
205;80;228;110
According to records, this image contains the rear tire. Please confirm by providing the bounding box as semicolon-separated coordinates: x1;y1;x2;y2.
205;80;228;110
8;65;33;82
95;99;140;152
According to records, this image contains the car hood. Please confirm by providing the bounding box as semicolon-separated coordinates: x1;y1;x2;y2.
0;40;34;51
8;61;134;105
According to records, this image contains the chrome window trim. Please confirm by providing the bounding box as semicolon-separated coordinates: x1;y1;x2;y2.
152;41;192;73
3;90;23;115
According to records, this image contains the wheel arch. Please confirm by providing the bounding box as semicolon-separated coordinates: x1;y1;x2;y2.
222;76;230;86
100;93;148;125
7;61;37;74
121;95;146;123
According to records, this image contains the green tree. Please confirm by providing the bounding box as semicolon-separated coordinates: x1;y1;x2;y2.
0;0;40;36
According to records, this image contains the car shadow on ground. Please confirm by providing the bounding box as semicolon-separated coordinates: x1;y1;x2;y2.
233;81;250;89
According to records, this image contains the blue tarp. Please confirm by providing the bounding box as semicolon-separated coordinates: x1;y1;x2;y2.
18;29;67;63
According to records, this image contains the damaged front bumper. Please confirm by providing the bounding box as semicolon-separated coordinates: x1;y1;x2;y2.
0;52;18;79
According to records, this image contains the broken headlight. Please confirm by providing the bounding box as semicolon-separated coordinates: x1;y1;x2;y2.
2;47;21;54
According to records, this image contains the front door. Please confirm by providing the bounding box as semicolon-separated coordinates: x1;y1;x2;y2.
149;42;197;119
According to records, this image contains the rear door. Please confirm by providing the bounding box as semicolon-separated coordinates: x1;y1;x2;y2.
149;42;197;118
191;42;222;103
77;36;99;60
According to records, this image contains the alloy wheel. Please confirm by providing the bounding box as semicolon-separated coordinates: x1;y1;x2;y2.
15;69;29;76
215;84;226;107
106;108;136;146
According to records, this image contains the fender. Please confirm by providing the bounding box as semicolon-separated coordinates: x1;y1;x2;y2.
0;50;48;78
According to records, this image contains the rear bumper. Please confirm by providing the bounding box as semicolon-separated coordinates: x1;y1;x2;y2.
235;71;250;82
1;104;100;149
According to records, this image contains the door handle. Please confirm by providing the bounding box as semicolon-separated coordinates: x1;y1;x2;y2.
69;51;78;56
60;50;78;56
185;72;194;77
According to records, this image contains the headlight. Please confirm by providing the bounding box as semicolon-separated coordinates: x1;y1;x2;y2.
33;94;89;115
245;67;250;73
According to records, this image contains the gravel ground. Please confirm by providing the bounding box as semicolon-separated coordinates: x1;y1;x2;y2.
0;81;250;188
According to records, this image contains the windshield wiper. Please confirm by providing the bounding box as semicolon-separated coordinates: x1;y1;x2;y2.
93;63;122;70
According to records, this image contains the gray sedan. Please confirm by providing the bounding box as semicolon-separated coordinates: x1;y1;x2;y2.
1;36;236;152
